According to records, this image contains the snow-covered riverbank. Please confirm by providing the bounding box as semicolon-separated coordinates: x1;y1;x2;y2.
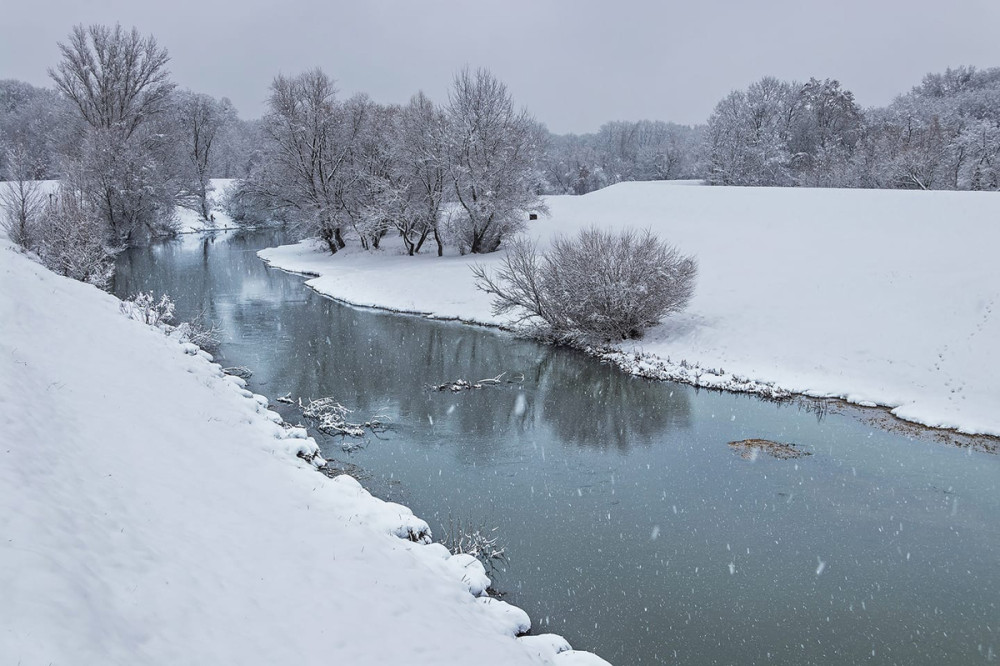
259;181;1000;437
0;238;607;664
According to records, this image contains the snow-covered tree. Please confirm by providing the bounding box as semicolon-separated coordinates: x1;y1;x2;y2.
787;78;862;186
446;68;545;254
49;24;179;244
704;77;798;186
173;91;237;219
335;95;398;250
254;69;363;253
0;80;75;179
390;91;450;255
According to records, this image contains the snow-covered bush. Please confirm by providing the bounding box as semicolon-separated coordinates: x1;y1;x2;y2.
473;227;697;343
120;292;176;326
171;317;224;353
33;185;119;288
120;293;223;352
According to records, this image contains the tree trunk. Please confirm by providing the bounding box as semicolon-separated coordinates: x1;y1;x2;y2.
320;228;339;254
413;229;428;255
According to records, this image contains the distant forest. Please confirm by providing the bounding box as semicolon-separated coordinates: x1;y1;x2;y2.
3;60;998;196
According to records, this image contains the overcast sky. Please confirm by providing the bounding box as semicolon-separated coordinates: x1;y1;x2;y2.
3;0;1000;134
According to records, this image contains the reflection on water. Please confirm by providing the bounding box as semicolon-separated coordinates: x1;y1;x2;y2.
115;231;1000;666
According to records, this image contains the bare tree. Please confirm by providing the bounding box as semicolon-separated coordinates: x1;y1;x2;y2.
0;145;45;248
447;68;545;254
49;24;173;140
174;91;237;219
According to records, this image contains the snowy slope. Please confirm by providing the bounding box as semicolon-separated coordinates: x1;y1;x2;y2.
259;182;1000;436
0;238;607;665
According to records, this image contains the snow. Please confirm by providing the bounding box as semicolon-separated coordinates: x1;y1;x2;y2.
0;236;609;664
174;178;239;233
259;181;1000;436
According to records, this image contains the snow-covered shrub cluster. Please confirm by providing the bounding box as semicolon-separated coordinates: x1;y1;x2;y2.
474;227;697;343
120;292;223;352
120;292;176;326
30;185;119;288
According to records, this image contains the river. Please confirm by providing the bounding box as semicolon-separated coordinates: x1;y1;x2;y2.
113;230;999;665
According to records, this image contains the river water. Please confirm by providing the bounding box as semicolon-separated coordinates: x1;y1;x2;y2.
114;230;999;666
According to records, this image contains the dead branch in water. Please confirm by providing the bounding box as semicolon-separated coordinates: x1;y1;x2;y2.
432;372;524;392
298;397;388;438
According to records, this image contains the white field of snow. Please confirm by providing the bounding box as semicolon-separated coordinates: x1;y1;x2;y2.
0;237;608;665
259;182;1000;436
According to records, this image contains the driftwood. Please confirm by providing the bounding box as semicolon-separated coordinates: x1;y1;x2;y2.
299;397;388;439
728;438;811;460
432;372;523;392
275;392;295;404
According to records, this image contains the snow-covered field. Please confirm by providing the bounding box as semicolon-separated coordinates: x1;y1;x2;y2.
259;182;1000;437
0;237;607;664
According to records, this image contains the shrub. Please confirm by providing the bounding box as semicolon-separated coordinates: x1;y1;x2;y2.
120;292;223;352
33;185;119;288
473;227;697;343
120;292;175;326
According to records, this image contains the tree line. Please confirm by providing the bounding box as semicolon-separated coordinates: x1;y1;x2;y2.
542;68;1000;193
1;23;998;281
235;66;544;256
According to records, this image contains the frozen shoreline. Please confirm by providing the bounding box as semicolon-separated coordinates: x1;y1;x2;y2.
0;237;609;665
258;181;1000;438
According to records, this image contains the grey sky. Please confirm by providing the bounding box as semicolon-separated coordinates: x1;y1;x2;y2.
3;0;999;134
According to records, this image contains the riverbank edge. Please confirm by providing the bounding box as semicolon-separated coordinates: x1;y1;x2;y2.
1;239;607;666
258;250;999;452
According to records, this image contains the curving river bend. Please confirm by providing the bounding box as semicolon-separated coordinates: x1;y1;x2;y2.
114;230;999;666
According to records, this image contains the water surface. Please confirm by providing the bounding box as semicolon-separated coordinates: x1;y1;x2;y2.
115;231;999;665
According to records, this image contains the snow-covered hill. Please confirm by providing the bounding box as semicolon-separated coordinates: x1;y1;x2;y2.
0;236;605;664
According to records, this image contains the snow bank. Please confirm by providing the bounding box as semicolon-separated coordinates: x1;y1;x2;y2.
0;237;608;664
259;182;1000;436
